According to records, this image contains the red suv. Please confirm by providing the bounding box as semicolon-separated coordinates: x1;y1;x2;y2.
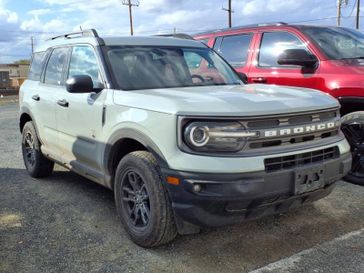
194;23;364;184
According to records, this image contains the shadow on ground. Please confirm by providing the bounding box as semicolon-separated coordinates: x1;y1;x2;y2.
1;166;363;273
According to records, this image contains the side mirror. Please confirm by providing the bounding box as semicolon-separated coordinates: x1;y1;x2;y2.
66;75;94;93
237;72;248;84
277;49;317;67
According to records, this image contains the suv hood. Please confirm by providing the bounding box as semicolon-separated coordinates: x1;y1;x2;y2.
113;84;339;116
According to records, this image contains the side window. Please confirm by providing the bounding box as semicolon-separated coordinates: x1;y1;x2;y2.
213;37;223;51
214;34;253;67
68;46;102;87
184;52;202;69
44;47;69;85
258;32;308;67
28;52;47;81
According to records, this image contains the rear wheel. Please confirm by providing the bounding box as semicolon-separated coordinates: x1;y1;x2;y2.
114;151;177;247
21;121;54;178
341;112;364;185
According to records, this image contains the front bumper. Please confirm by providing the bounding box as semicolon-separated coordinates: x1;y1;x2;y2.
162;152;352;228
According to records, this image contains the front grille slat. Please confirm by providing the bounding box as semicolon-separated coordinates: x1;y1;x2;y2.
264;147;339;172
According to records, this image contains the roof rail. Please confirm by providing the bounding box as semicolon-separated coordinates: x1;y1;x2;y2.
195;22;288;36
47;29;99;41
155;33;195;40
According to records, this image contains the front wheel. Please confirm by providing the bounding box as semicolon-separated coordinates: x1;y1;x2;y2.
114;151;177;247
341;111;364;185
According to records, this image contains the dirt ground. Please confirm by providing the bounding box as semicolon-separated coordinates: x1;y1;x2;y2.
1;102;363;273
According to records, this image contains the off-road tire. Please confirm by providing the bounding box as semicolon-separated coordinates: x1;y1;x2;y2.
341;111;364;186
114;151;177;247
21;121;54;178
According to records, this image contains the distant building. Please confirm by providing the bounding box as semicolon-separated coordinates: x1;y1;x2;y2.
0;63;30;89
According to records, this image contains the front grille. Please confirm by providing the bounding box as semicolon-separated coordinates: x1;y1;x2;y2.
264;147;340;172
244;109;340;151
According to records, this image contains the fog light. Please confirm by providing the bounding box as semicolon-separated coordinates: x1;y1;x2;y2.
193;184;202;192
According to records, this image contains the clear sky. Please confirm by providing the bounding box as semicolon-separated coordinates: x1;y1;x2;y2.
0;0;362;63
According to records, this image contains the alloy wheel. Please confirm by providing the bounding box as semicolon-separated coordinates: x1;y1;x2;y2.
24;132;36;167
121;169;151;228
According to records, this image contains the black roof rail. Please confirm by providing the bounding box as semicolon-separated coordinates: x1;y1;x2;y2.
47;29;100;41
195;22;288;35
155;33;195;40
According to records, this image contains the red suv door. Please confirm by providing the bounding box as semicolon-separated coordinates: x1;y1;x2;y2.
248;30;322;89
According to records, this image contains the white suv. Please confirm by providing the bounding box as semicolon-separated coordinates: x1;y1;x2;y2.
19;29;352;247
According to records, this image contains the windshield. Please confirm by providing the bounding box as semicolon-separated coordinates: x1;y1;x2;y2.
301;26;364;60
106;46;242;90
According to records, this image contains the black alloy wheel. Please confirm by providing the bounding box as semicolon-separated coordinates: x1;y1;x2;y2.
23;131;36;167
21;121;54;178
121;169;151;228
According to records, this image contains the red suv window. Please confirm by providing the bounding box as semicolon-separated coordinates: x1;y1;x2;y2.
258;31;309;67
213;34;253;67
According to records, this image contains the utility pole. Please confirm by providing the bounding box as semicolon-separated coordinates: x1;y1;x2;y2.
222;0;233;28
122;0;140;36
30;36;34;54
356;0;361;29
337;0;342;26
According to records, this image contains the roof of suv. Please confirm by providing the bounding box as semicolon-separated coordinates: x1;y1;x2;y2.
35;32;206;52
193;22;345;37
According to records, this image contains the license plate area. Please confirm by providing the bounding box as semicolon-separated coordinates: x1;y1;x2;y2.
294;166;325;195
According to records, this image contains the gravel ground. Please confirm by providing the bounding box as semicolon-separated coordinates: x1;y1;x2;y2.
1;103;363;273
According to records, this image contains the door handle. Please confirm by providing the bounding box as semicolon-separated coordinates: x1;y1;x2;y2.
32;94;40;101
57;99;69;108
251;77;267;83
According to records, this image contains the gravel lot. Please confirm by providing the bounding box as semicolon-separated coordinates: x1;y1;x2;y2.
1;102;363;273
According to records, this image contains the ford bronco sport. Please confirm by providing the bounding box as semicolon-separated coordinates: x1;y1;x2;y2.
194;23;364;185
20;29;352;247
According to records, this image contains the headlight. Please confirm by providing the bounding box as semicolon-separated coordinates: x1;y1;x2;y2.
183;121;258;153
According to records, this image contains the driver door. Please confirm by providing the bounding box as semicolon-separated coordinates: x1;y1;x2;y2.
248;31;320;89
55;45;107;178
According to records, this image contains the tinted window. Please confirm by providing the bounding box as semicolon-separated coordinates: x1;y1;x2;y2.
28;52;47;81
44;47;69;85
215;34;253;67
302;26;364;60
259;32;308;67
107;46;241;90
68;46;102;87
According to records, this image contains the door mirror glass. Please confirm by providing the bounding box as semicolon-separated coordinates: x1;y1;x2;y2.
66;75;94;93
277;49;317;67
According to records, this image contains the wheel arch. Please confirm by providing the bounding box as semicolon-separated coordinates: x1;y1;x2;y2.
103;128;169;189
19;107;39;134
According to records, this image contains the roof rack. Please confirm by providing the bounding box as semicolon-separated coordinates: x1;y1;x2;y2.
195;22;288;36
155;33;195;40
47;29;100;41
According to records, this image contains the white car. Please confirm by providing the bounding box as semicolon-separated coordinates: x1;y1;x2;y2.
19;29;352;247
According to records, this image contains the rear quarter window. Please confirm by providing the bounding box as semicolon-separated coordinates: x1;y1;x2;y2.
28;52;47;81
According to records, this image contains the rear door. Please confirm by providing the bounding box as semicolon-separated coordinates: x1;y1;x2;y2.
248;30;320;88
37;47;70;160
212;33;254;76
